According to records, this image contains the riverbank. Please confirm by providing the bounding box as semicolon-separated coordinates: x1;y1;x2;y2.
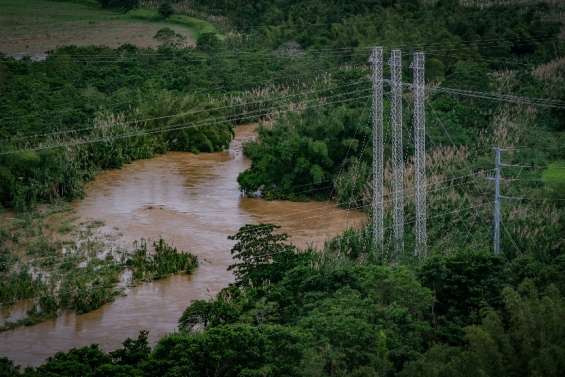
0;124;366;366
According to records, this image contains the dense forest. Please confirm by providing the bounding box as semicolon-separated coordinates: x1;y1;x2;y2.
1;0;565;375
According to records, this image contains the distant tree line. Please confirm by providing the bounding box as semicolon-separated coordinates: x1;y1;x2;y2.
96;0;139;10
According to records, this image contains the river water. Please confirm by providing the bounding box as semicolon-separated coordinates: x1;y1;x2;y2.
0;124;366;366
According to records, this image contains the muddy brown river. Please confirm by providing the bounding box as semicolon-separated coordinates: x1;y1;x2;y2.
0;125;366;366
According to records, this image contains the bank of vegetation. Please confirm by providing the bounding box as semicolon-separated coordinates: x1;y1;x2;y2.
1;223;563;376
2;1;563;211
0;211;197;332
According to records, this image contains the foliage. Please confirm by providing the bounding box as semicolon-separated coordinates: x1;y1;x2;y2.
153;27;185;47
157;2;173;18
127;238;198;282
401;282;565;377
0;268;45;305
0;212;198;331
0;358;19;377
6;218;565;376
418;251;509;344
238;105;370;200
542;161;565;198
228;224;306;287
58;259;123;314
0;42;338;210
178;299;239;332
97;0;139;10
1;0;565;375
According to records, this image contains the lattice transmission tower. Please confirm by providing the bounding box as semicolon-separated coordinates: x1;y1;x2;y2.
370;48;427;262
369;47;384;256
389;49;405;260
412;52;427;258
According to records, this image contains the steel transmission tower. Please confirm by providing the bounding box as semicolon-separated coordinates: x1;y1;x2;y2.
412;52;427;258
389;49;405;260
370;47;384;256
493;147;501;255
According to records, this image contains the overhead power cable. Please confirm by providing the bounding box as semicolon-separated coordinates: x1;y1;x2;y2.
4;27;560;59
0;89;374;155
1;80;371;143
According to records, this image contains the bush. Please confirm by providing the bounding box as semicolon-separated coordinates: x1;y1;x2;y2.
542;161;565;198
158;2;174;18
97;0;139;10
196;32;222;51
153;27;185;47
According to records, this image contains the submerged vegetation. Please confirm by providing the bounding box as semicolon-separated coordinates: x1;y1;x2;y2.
128;238;198;282
0;210;198;332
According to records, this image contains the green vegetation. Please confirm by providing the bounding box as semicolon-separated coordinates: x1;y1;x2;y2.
543;161;565;197
158;2;173;18
0;269;45;306
2;224;564;376
0;41;355;210
127;8;219;39
127;238;198;282
0;211;198;331
97;0;139;10
233;2;565;208
1;0;565;375
239;105;370;200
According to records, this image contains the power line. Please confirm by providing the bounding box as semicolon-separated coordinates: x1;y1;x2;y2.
0;64;363;121
5;27;560;59
429;86;565;109
500;195;565;202
1;78;371;143
0;89;374;155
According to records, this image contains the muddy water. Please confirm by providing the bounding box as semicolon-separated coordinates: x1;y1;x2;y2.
0;125;366;366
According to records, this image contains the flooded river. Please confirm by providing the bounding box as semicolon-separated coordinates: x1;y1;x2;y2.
0;124;366;366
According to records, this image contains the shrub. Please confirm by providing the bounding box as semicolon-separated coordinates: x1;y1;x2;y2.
158;2;174;18
97;0;139;10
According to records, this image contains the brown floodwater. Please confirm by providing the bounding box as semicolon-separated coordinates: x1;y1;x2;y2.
0;124;366;366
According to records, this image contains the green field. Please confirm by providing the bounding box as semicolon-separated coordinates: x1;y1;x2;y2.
0;0;219;55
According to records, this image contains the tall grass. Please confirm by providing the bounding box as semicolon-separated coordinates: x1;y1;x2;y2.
128;238;198;282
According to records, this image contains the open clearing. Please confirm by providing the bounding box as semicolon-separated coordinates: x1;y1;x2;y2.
0;0;218;55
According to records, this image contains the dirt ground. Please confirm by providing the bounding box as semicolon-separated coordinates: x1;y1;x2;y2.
1;20;195;55
0;0;196;56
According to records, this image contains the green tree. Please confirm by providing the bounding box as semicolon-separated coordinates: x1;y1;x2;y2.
153;28;186;47
197;33;223;51
146;324;305;377
0;357;19;377
418;251;509;344
228;224;298;287
158;2;174;18
110;331;151;367
178;299;238;332
401;282;565;377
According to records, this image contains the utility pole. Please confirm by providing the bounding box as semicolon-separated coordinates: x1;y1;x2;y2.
370;47;384;257
389;49;405;260
412;52;427;258
493;147;501;255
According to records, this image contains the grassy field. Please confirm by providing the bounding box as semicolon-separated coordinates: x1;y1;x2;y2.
0;0;220;55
